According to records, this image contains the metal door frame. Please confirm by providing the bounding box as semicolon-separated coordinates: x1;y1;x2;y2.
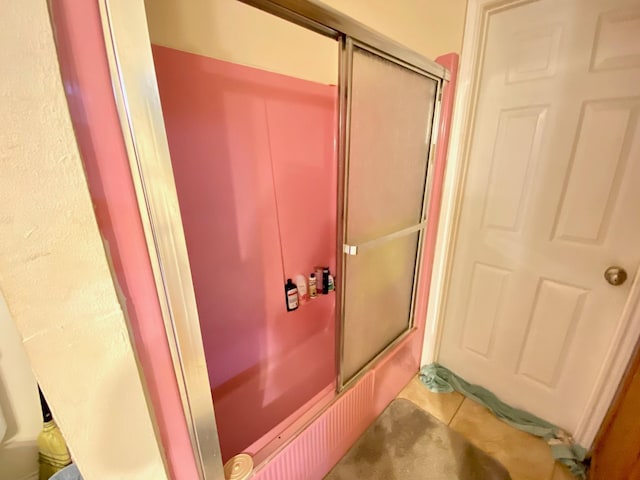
97;0;449;478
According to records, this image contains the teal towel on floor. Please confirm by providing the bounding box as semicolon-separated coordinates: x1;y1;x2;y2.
420;363;588;479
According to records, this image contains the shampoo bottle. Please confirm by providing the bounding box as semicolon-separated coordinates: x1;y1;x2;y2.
315;267;324;293
322;267;330;294
285;279;299;311
308;273;318;298
295;274;308;304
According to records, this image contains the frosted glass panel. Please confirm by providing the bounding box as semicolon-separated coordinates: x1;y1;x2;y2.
346;47;437;245
342;232;421;381
340;45;439;385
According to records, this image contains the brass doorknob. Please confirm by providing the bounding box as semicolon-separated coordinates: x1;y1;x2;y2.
604;266;627;286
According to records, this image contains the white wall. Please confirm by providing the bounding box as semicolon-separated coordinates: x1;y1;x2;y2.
0;2;167;479
144;0;467;85
0;292;40;480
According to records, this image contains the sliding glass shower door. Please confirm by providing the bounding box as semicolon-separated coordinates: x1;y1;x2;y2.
339;40;440;386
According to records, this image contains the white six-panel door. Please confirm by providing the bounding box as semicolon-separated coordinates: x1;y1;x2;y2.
439;0;640;434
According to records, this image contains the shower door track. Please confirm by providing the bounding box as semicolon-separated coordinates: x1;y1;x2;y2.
238;0;450;81
97;1;450;479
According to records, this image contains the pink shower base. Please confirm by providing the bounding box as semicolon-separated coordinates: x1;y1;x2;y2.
246;382;334;465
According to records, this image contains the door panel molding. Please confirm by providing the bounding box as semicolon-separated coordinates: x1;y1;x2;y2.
426;0;640;448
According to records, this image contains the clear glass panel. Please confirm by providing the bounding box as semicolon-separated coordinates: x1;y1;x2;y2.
346;46;437;245
342;232;421;381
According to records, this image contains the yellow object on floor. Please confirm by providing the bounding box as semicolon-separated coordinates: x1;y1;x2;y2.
38;387;71;480
38;419;71;480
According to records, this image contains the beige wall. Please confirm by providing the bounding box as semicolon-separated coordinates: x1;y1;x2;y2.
145;0;467;85
0;292;40;480
145;0;339;84
0;2;167;479
322;0;467;59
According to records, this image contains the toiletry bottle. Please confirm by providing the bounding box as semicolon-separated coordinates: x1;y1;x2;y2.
285;279;299;311
308;273;318;298
315;267;324;293
295;274;308;304
322;267;330;294
328;273;335;292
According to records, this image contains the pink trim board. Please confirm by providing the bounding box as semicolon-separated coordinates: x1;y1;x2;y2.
49;2;199;479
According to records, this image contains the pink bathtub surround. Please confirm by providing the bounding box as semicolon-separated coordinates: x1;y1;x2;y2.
251;52;459;480
51;0;458;472
49;2;199;479
152;46;338;461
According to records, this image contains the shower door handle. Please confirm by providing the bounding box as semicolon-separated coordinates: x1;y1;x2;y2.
344;244;359;255
343;222;426;256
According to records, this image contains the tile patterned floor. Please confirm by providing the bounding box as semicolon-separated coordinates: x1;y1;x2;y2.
397;376;578;480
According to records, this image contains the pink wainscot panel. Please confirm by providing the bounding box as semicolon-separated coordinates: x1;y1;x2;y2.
252;53;459;480
151;45;338;462
49;2;199;479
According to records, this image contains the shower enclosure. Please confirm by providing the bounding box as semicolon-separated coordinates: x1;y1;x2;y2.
93;0;450;478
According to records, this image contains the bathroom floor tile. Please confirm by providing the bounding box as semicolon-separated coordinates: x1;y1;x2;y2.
449;399;555;480
551;462;578;480
397;375;464;425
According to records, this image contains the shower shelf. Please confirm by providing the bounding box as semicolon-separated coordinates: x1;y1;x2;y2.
289;290;335;313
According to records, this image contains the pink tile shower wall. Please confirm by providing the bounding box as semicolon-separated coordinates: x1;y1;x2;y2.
152;46;338;462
